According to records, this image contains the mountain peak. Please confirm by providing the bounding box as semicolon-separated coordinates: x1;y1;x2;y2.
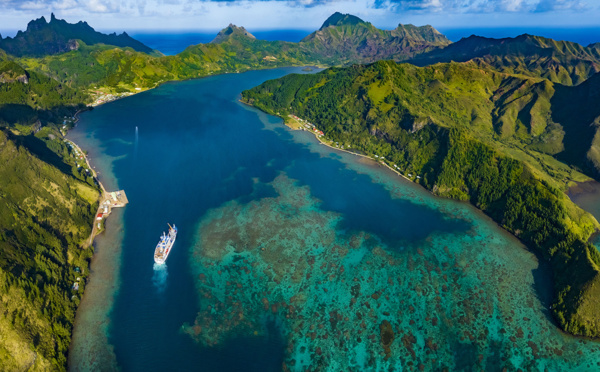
320;12;365;30
1;14;154;57
211;24;256;43
26;16;47;32
394;24;450;44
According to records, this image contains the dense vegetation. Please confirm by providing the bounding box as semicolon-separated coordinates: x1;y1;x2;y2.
2;10;600;369
0;127;99;370
10;13;450;98
242;60;600;337
411;34;600;86
0;54;98;370
0;13;154;57
300;12;451;65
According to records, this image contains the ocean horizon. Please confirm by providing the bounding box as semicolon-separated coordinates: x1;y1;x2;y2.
131;27;600;55
1;27;598;56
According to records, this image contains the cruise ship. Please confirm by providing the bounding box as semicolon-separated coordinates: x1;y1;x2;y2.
154;224;177;264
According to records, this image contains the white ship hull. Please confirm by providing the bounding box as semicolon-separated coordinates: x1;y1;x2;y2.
154;224;177;264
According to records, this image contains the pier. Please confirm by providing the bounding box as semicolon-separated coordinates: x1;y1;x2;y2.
88;189;128;246
64;138;130;247
87;189;129;246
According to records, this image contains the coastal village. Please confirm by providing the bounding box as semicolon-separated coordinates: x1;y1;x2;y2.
90;90;136;106
62;138;129;295
63;138;129;244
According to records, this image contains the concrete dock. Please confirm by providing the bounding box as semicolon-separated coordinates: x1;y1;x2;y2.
87;189;129;247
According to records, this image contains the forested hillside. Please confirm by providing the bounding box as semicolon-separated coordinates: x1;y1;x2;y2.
0;55;98;370
300;12;450;65
411;34;600;85
10;13;450;98
242;60;600;337
0;127;99;370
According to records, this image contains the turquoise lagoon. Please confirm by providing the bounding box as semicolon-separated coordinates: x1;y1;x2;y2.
68;67;600;371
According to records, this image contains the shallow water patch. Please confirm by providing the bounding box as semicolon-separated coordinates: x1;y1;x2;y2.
186;174;600;370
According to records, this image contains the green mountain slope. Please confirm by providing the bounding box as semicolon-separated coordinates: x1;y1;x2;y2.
552;73;600;176
0;128;99;370
0;13;154;57
0;57;99;370
241;60;600;337
7;13;451;99
300;12;450;64
0;59;87;131
16;35;314;97
411;34;600;85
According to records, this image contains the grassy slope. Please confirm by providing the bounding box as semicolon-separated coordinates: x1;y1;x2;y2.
0;60;99;370
411;34;600;86
16;37;315;97
12;20;450;98
0;128;99;370
241;60;600;337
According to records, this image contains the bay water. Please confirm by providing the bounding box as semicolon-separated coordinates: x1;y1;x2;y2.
68;67;600;371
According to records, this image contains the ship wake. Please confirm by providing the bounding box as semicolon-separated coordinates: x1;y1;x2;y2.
152;263;168;293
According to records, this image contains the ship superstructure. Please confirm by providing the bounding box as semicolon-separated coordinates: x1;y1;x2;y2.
154;224;177;264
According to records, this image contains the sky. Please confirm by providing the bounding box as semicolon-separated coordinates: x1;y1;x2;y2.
0;0;598;33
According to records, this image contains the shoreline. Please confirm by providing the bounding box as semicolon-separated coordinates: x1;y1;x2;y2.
66;65;319;369
65;113;123;371
281;113;414;183
62;136;105;249
247;107;600;341
84;64;326;111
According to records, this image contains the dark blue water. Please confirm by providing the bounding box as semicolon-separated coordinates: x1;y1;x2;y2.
75;67;317;371
70;67;600;371
131;30;312;55
72;66;470;370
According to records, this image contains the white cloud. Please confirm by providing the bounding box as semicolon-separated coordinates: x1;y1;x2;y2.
374;0;590;13
52;0;78;9
0;0;598;32
16;1;48;10
83;0;119;13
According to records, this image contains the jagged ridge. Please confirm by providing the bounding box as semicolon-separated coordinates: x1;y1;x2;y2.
411;34;600;85
0;13;154;57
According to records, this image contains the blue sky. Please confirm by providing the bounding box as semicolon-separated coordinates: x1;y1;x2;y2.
0;0;597;33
